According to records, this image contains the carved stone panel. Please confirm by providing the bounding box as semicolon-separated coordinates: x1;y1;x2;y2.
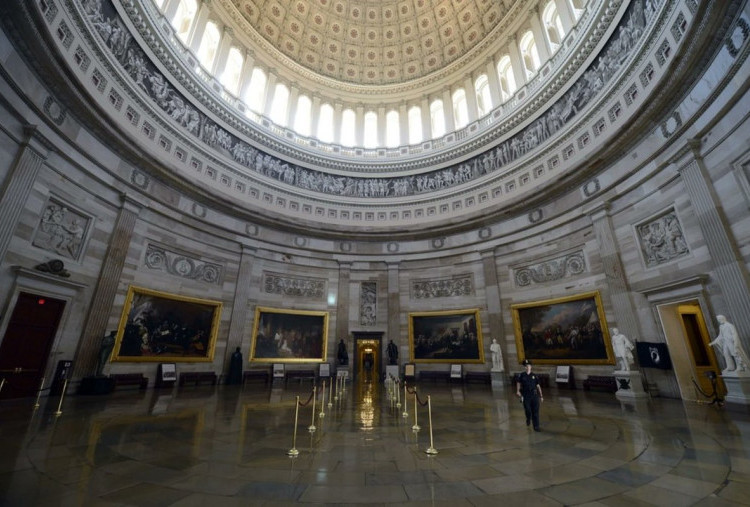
144;243;223;284
513;251;586;287
635;209;690;268
32;197;92;261
411;275;474;299
262;272;326;299
360;281;376;326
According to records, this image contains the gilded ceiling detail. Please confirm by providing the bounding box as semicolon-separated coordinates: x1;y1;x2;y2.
233;0;511;84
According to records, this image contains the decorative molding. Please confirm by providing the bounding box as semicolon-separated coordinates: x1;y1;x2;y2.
144;243;224;284
514;250;587;286
262;271;326;298
360;281;376;326
43;96;66;125
411;274;474;299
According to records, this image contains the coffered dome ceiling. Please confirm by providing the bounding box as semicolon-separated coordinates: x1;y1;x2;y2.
233;0;510;84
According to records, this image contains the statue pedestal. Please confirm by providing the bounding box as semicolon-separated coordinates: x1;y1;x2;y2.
491;369;506;390
721;373;750;406
614;370;649;400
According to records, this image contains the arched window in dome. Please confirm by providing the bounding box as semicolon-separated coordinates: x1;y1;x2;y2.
340;109;356;147
430;99;446;139
294;95;312;137
519;31;541;78
543;1;566;52
408;105;423;144
244;67;266;114
269;83;289;126
453;89;469;129
569;0;586;20
220;47;243;95
385;110;400;148
497;55;517;102
363;111;378;149
170;0;197;42
317;103;334;143
475;74;492;117
196;21;220;70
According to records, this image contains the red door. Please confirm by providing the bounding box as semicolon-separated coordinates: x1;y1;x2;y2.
0;292;65;399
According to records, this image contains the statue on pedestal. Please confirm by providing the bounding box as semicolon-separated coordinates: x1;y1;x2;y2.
710;315;749;374
611;328;634;372
387;339;398;365
337;338;349;366
490;338;503;371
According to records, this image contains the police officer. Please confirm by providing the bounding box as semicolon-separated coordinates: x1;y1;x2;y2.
516;359;543;431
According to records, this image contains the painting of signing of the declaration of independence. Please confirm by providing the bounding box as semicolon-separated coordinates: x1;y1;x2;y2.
511;291;615;365
250;307;329;363
113;286;222;362
409;309;485;363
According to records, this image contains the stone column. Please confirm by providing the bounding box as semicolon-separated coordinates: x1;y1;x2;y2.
0;126;46;265
237;50;256;101
588;202;641;342
333;102;343;145
72;194;142;379
554;0;575;34
464;75;479;123
211;27;234;76
310;95;321;138
678;144;750;344
355;104;365;147
387;263;401;353
481;249;507;374
187;3;210;52
506;36;527;88
420;96;431;141
485;58;502;110
223;243;256;367
441;88;456;133
530;7;552;61
335;261;351;346
286;83;300;128
399;102;409;146
261;71;277;117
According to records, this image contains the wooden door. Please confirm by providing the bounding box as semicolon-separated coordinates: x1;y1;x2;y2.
0;292;65;399
677;303;725;397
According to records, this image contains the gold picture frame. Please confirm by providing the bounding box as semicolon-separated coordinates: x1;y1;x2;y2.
408;309;485;364
510;291;615;365
112;285;222;362
250;307;329;363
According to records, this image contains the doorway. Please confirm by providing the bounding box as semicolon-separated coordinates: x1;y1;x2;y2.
0;292;66;399
353;332;383;383
657;299;724;401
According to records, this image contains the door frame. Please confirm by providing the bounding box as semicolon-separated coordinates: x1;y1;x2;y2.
0;267;85;384
352;331;383;381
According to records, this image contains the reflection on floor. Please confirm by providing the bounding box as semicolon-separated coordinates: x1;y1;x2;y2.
1;378;750;506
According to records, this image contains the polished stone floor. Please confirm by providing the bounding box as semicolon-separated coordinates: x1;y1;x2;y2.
1;378;749;506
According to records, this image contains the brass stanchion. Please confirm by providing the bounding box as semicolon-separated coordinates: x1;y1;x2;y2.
319;380;326;419
425;395;438;455
0;378;5;397
402;383;409;418
34;376;45;409
328;376;334;407
54;378;68;416
288;396;300;456
334;375;339;401
396;379;401;408
309;384;317;433
412;387;420;432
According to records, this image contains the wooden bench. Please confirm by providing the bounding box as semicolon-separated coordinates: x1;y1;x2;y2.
110;373;148;390
179;371;217;387
418;370;450;383
243;369;270;384
464;372;491;384
285;369;316;384
583;375;617;392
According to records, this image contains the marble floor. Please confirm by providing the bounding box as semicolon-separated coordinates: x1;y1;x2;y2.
1;378;749;506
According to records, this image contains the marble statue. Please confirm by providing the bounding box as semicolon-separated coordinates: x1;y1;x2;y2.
710;315;749;373
611;328;635;371
490;338;503;371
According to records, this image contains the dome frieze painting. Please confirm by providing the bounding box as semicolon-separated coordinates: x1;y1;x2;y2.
233;0;507;85
84;0;662;207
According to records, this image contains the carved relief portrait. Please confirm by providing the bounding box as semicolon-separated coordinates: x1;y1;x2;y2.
32;197;91;261
360;281;376;326
635;209;690;268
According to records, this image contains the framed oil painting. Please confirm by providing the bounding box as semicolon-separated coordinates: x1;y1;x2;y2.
408;309;485;364
112;286;222;362
510;291;615;365
250;307;329;363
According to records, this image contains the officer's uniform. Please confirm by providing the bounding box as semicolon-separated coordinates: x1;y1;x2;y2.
517;366;542;431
